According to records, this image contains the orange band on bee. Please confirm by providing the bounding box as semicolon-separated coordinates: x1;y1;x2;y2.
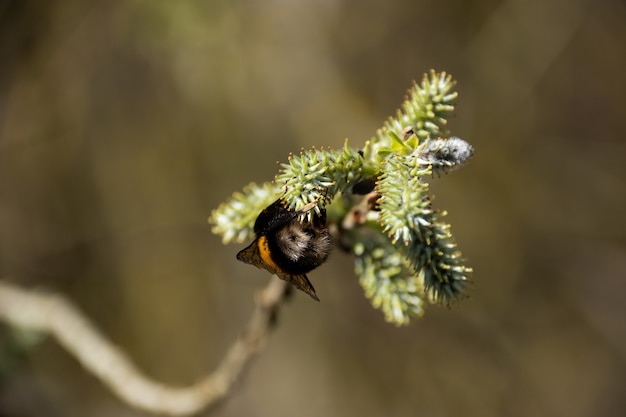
257;236;280;271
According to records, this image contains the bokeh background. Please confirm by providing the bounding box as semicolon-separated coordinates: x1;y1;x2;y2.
1;0;625;416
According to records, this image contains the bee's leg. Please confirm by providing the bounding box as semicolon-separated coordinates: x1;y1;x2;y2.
299;200;318;213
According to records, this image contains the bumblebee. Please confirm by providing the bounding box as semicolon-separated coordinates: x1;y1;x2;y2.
236;199;331;301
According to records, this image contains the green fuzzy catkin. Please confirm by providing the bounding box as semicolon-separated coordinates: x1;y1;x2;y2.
377;152;471;305
377;153;434;245
368;70;458;160
405;221;473;305
209;182;280;244
275;140;366;221
354;234;425;326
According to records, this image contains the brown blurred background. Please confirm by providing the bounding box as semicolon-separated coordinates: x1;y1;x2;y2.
1;0;625;416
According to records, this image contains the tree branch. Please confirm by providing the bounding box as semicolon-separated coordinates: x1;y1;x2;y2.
0;277;289;416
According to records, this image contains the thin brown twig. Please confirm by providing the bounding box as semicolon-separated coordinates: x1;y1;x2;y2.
0;277;289;416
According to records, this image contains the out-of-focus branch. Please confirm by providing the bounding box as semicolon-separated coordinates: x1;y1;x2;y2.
0;277;289;416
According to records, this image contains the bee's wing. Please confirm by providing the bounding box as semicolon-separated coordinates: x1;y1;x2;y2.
236;240;257;265
237;240;320;301
236;240;273;270
276;271;319;302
